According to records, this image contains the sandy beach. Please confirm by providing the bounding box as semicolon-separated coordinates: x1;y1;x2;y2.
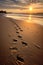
0;15;43;65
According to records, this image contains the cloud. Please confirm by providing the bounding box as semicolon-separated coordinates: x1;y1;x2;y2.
0;0;29;5
0;0;28;9
0;0;43;9
29;3;43;9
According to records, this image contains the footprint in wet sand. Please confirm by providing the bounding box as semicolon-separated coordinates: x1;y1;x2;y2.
20;29;23;32
9;47;18;54
16;25;19;28
12;39;17;44
16;28;18;30
22;41;28;46
13;39;17;42
15;23;19;28
18;27;23;32
9;47;18;50
18;35;22;39
19;27;21;29
16;31;19;34
16;55;24;62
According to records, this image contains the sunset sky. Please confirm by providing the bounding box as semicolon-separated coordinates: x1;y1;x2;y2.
0;0;43;13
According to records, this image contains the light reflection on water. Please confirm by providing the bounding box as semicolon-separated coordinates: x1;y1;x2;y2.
26;15;43;26
5;13;43;26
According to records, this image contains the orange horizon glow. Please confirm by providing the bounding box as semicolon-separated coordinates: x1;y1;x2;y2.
0;8;43;14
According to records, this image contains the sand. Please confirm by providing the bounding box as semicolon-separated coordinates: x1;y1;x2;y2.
0;15;43;65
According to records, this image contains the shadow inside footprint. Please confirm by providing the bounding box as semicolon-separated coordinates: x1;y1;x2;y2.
16;31;19;34
18;35;22;38
13;39;17;42
20;29;23;32
18;27;21;29
22;41;27;46
16;55;24;62
17;25;19;28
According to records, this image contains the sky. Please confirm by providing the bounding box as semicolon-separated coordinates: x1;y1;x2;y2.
0;0;43;13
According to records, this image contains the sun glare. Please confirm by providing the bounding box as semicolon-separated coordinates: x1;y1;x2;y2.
29;7;33;11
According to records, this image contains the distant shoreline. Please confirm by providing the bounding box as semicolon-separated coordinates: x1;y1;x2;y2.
0;13;43;26
7;12;43;15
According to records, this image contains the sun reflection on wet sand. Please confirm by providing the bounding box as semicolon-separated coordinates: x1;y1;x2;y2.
28;15;32;20
26;15;32;23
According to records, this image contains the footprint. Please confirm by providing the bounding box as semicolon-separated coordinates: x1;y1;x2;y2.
13;39;17;42
20;29;23;32
22;41;27;46
18;35;22;38
10;47;18;53
16;55;24;62
16;28;18;30
9;47;18;50
16;31;19;34
19;27;21;29
16;25;19;28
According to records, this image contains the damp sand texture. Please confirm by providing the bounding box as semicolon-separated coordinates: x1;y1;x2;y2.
0;16;43;65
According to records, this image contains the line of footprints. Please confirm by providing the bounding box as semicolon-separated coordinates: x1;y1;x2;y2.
8;21;28;65
8;21;41;65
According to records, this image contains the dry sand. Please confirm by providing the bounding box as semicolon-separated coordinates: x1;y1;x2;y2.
0;15;43;65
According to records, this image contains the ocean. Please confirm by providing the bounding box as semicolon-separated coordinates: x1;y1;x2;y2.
5;13;43;26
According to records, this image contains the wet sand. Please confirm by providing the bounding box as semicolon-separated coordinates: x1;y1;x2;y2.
0;15;43;65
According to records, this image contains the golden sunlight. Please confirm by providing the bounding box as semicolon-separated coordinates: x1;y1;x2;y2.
26;15;32;23
29;6;33;11
29;16;31;20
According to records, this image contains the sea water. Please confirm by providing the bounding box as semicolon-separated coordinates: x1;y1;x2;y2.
5;13;43;26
